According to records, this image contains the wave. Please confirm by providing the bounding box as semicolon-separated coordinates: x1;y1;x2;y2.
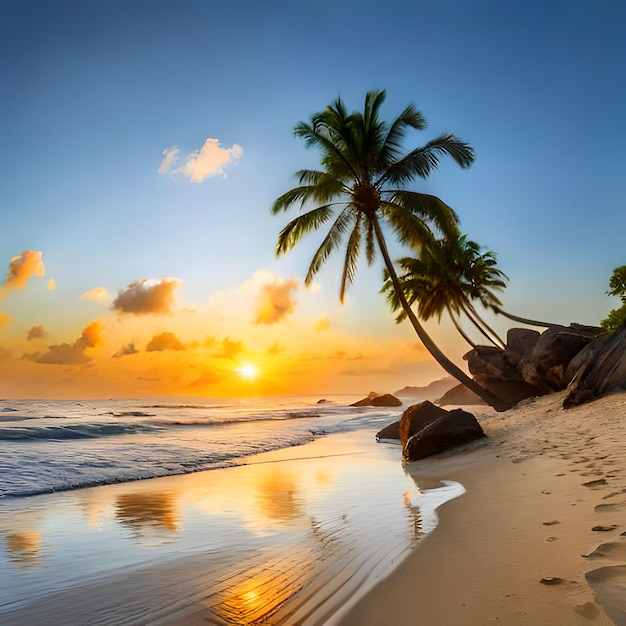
0;422;163;441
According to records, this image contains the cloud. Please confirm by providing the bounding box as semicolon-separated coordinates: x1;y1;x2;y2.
112;278;181;315
47;279;56;291
216;337;243;359
159;138;243;182
112;342;139;358
34;320;103;365
314;316;331;332
0;312;12;328
81;287;109;301
254;277;299;325
146;332;185;352
0;251;45;299
27;325;47;341
158;146;181;174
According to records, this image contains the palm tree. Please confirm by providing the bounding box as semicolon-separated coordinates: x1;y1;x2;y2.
383;234;508;349
270;90;512;411
384;233;560;351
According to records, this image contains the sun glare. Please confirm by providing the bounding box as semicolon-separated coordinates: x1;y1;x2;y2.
235;364;257;380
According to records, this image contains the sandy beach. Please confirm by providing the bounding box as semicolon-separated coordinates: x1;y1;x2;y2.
1;391;625;625
340;390;626;625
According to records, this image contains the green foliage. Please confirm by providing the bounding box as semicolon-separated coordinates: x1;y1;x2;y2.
601;265;626;331
270;89;474;302
607;265;626;302
601;304;626;332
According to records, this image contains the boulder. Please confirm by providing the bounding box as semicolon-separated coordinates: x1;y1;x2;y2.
506;327;541;361
351;392;402;407
403;409;486;461
399;401;448;448
463;324;606;406
470;372;542;406
563;322;626;408
376;421;401;440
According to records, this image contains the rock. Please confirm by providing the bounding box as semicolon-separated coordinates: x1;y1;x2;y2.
351;392;402;407
437;383;487;406
563;321;626;408
376;421;401;440
472;374;542;406
540;577;565;585
403;408;486;461
506;327;541;361
522;325;603;392
399;401;448;448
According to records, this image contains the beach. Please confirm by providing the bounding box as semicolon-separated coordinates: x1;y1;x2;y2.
1;391;625;624
341;390;626;625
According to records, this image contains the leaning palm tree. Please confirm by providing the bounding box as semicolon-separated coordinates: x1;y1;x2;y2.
383;234;508;349
270;90;512;411
384;232;560;351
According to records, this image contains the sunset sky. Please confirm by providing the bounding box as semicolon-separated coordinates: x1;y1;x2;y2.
1;0;625;399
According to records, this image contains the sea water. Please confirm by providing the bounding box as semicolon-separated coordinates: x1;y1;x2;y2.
0;395;405;499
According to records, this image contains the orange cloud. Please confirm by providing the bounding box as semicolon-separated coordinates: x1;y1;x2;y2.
112;278;181;315
216;337;243;359
160;138;243;182
81;287;109;301
33;320;103;365
314;316;331;332
0;312;12;328
146;332;185;352
0;251;45;299
27;325;47;341
112;342;138;358
254;277;299;325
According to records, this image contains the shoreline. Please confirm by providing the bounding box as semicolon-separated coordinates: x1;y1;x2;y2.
339;391;626;625
1;391;624;624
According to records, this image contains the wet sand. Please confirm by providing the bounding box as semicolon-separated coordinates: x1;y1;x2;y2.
340;391;626;625
0;430;457;625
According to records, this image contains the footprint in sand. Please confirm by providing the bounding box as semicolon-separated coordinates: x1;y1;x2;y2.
595;501;626;513
582;478;608;488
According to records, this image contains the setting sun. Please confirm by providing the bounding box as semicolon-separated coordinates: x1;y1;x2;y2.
235;364;258;380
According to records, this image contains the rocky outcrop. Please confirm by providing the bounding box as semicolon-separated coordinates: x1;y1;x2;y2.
399;401;448;448
403;408;486;461
464;324;606;406
437;383;487;406
351;392;402;407
563;322;626;408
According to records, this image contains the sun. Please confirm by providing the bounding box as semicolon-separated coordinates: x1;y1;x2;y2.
235;364;258;380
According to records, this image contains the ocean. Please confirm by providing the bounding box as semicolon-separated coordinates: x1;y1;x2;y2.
0;395;406;500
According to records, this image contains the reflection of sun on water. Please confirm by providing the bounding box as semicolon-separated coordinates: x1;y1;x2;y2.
235;364;257;380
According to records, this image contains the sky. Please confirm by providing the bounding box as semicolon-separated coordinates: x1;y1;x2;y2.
0;0;624;399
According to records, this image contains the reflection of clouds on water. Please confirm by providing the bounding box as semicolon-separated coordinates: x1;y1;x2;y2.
3;531;42;567
115;490;180;545
254;470;303;524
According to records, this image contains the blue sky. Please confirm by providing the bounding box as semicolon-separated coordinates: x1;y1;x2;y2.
0;0;624;397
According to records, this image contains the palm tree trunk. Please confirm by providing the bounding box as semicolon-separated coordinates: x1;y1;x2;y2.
459;301;505;349
494;308;561;329
372;218;513;412
446;305;478;348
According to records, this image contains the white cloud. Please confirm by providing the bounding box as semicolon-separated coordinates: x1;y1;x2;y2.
158;146;181;174
159;138;243;182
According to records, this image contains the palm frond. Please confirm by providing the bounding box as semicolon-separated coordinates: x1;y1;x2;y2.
378;133;475;187
339;216;362;302
276;205;335;256
305;208;355;283
383;191;459;239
